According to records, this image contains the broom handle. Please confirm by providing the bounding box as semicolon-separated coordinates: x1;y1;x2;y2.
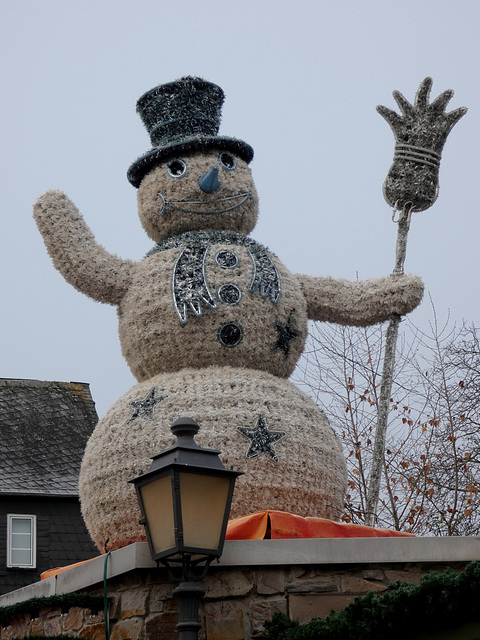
365;207;412;527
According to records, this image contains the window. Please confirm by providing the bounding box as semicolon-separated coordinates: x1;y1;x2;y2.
7;514;36;568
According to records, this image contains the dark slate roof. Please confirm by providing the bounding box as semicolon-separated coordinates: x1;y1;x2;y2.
0;379;98;497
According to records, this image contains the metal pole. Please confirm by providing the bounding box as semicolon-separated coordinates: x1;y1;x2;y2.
364;206;411;527
172;581;206;640
366;77;467;527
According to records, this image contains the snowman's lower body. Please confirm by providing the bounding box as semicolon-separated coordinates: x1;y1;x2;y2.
79;366;347;552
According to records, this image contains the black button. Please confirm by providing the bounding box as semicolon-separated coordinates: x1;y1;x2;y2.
215;250;239;269
217;322;244;347
218;284;242;305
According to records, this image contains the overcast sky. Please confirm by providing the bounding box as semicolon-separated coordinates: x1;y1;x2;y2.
1;1;479;417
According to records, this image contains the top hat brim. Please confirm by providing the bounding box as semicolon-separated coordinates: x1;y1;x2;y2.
127;135;254;188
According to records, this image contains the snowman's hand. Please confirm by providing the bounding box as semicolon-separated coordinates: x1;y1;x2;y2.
298;273;424;326
34;190;134;305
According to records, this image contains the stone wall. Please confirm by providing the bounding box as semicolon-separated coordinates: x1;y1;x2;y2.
1;605;105;640
0;559;470;640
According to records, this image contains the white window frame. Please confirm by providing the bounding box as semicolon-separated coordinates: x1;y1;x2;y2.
7;514;37;569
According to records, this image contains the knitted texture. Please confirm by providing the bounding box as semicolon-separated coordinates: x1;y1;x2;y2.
33;80;426;553
298;273;424;326
118;233;307;381
78;366;347;552
136;150;258;242
33;189;422;384
33;191;134;305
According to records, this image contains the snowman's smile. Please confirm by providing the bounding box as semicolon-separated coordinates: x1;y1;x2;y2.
157;192;254;216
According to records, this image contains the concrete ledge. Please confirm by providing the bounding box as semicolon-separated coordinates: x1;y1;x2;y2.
219;536;480;566
1;537;480;606
0;575;56;605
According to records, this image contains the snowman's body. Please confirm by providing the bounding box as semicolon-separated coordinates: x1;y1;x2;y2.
79;366;347;551
77;229;345;551
34;77;424;552
120;231;307;381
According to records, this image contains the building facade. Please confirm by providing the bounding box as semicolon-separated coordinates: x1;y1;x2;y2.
0;378;99;593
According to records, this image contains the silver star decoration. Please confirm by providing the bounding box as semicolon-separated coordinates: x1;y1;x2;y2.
237;414;286;462
127;387;166;424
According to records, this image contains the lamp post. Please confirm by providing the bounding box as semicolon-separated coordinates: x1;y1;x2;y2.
129;416;242;640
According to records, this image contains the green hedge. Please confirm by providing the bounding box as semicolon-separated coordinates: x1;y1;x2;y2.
265;562;480;640
0;593;105;627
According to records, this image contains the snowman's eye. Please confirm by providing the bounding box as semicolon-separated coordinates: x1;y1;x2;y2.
167;159;187;178
219;152;236;171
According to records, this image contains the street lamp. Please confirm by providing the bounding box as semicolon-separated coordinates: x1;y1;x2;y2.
129;416;242;639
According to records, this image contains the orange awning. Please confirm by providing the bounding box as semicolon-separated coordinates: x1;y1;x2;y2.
41;555;104;580
225;510;414;540
41;511;413;580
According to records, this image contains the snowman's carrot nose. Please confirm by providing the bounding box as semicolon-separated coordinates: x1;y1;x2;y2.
199;165;220;193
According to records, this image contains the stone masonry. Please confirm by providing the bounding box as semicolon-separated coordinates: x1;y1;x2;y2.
0;561;472;640
1;539;480;639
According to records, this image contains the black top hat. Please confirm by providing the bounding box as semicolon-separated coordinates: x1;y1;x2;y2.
127;76;254;188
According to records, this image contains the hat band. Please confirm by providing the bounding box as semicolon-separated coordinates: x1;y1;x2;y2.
150;116;219;147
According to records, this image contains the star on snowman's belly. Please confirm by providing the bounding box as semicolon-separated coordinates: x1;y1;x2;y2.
148;230;282;324
237;414;286;462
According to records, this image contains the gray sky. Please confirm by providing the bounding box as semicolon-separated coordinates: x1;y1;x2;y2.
1;1;479;417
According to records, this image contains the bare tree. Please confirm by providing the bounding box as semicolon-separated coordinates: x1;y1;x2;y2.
295;313;480;535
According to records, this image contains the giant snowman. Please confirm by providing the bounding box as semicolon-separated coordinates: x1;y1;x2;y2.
34;77;423;551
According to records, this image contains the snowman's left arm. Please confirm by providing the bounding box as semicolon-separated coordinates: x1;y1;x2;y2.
297;273;423;326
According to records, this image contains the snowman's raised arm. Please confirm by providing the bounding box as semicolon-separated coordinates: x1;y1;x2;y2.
297;273;423;326
34;190;134;305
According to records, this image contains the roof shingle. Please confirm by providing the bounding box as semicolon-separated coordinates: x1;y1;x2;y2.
0;379;98;496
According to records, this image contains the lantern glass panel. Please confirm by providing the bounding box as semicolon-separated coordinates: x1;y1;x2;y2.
179;471;231;551
140;474;175;554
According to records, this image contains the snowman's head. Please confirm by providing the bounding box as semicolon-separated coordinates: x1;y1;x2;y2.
137;149;259;242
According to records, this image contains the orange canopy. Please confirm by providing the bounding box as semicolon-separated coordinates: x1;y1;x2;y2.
225;510;414;540
41;511;412;580
41;556;104;580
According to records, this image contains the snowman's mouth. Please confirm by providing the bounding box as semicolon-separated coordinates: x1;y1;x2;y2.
158;192;254;215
